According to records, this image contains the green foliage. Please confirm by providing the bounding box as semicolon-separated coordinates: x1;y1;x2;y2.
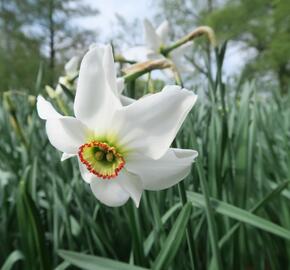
16;179;51;270
0;0;97;92
204;0;290;93
152;203;192;270
1;40;290;270
159;0;290;93
58;250;149;270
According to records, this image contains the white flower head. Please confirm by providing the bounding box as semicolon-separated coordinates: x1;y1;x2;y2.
143;19;193;75
37;44;198;208
55;56;80;94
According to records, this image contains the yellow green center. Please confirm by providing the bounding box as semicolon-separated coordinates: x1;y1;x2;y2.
78;141;125;179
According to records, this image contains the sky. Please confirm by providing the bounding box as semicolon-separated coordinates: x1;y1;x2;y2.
80;0;155;40
78;0;251;77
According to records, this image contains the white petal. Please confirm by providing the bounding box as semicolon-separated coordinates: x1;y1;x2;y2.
144;19;161;51
89;43;97;50
78;157;95;183
114;86;197;159
37;96;62;120
104;45;118;96
46;117;87;154
90;179;129;207
117;77;125;94
171;42;192;58
120;95;135;106
126;148;198;190
61;153;76;161
55;83;63;95
146;51;164;60
171;42;193;74
156;20;170;43
122;46;149;62
64;56;79;76
118;170;143;208
174;60;194;74
161;68;175;79
74;45;121;130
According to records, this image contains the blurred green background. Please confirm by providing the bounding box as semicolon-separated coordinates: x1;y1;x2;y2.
1;0;290;270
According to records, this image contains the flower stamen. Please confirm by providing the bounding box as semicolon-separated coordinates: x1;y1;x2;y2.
95;151;105;161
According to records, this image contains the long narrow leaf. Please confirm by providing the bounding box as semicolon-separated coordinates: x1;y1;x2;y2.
58;250;149;270
187;191;290;240
152;202;192;270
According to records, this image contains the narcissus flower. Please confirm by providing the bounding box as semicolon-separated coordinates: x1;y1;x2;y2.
143;19;194;74
123;20;193;75
55;56;80;94
37;44;198;208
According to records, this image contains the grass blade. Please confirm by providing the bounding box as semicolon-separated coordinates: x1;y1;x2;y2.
1;250;24;270
196;161;223;270
152;202;192;270
187;191;290;240
58;250;149;270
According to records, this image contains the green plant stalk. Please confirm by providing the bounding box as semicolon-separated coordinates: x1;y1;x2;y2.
196;161;223;269
152;202;192;270
3;92;28;149
161;26;217;57
17;179;51;270
173;72;195;270
115;54;137;65
177;182;196;270
218;180;290;248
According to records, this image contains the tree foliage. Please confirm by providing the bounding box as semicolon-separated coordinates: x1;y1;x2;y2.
205;0;290;93
0;0;98;92
159;0;290;93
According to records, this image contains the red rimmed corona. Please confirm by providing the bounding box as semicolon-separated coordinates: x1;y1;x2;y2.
78;141;125;180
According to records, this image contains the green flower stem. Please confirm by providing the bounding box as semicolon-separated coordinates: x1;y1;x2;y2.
178;182;196;270
114;54;137;65
173;73;196;270
123;59;171;83
196;160;223;269
161;26;217;57
172;65;184;87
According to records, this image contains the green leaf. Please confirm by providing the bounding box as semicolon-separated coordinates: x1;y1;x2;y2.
143;202;182;256
152;202;192;270
187;191;290;240
196;161;223;270
16;180;51;270
59;83;75;101
1;250;24;270
58;250;149;270
54;261;70;270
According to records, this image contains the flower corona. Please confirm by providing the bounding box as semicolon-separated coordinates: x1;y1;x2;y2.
78;141;125;179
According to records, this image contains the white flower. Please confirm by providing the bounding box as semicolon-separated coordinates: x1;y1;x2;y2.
37;44;198;208
55;56;80;94
143;19;194;75
122;19;193;77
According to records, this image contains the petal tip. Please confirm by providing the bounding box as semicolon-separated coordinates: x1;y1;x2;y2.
132;193;142;208
37;95;62;120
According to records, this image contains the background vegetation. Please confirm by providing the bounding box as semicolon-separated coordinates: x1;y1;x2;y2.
1;0;290;269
